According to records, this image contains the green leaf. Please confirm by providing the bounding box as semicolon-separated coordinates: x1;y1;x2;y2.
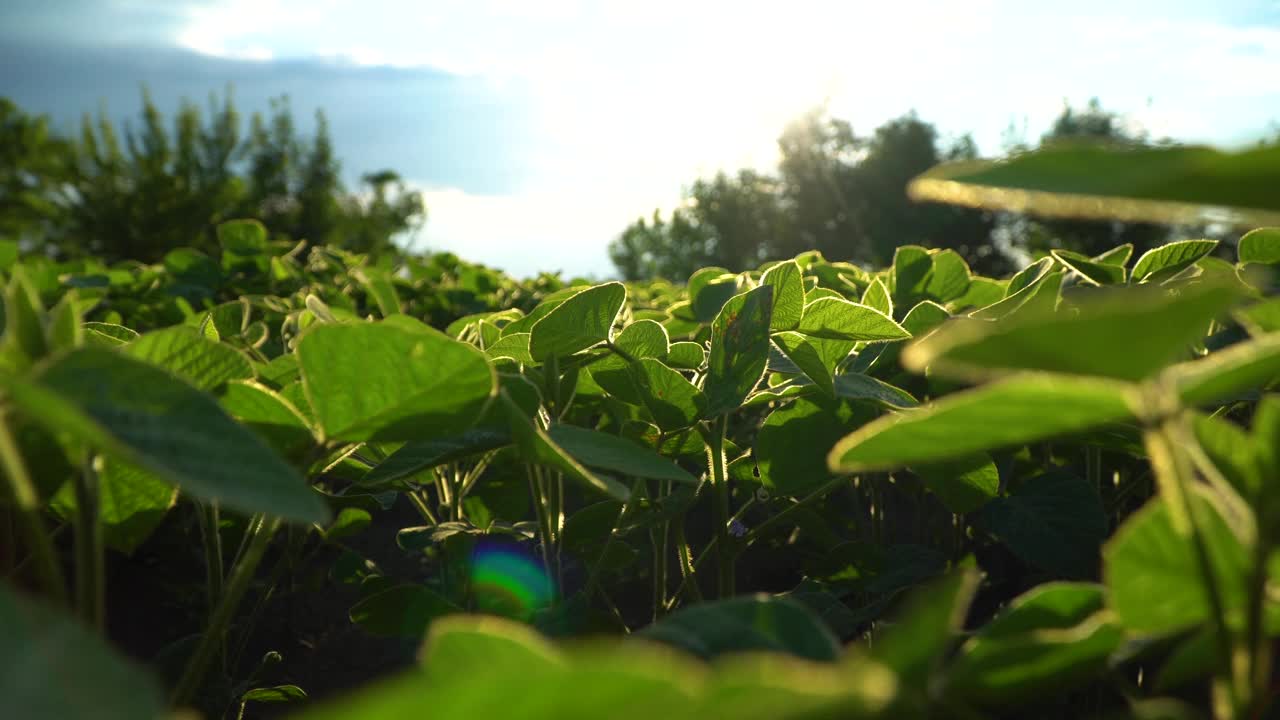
912;453;999;514
5;348;328;523
485;332;533;364
218;381;315;459
907;282;1244;383
1167;332;1280;408
1104;490;1248;634
529;282;626;361
0;582;164;720
860;277;893;317
242;685;308;704
1189;412;1262;499
1130;239;1218;283
297;320;496;442
4;266;48;364
218;218;268;254
349;584;460;638
797;297;909;343
1239;227;1280;265
354;268;402;317
667;341;705;369
638;595;840;662
52;458;177;555
614;319;670;359
629;358;707;431
547;424;696;484
761;260;805;331
870;568;980;687
829;374;1135;472
772;332;834;396
126;326;254;393
951;277;1006;311
926;249;971;301
83;322;138;347
1051;249;1126;285
831;373;918;408
892;245;933;306
1094;243;1135;267
908;144;1280;227
979;471;1109;578
756;398;871;496
359;430;511;489
501;391;630;501
705;286;773;415
944;583;1121;707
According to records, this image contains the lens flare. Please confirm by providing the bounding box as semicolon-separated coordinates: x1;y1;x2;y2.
470;540;554;620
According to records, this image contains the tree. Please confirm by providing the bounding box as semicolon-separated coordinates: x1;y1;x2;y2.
611;109;1001;279
0;91;426;262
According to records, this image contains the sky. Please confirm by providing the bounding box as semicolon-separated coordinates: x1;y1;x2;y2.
2;0;1279;277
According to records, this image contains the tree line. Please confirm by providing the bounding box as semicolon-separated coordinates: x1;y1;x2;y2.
0;91;424;263
609;100;1217;280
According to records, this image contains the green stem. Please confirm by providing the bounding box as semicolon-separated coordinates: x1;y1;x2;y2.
72;452;105;632
1145;418;1238;718
171;514;282;707
706;414;733;598
671;520;703;606
741;477;846;549
407;490;438;527
0;407;66;605
199;503;224;613
526;465;557;596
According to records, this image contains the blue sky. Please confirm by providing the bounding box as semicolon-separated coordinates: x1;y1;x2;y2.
2;0;1278;277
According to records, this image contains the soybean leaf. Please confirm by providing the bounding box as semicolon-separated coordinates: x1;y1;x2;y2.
772;332;834;396
1189;413;1262;499
638;595;840;662
297;320;495;443
979;472;1109;578
907;282;1243;382
761;260;805;331
667;341;706;369
1131;239;1218;283
630;358;707;431
219;380;315;458
829;374;1135;472
52;458;177;555
528;282;627;361
944;583;1121;707
1104;490;1249;634
893;245;933;306
359;430;511;489
5;348;328;523
350;585;460;638
913;453;999;514
354;267;401;317
870;568;980;689
832;373;918;409
501;392;629;501
705;286;773;415
1051;249;1125;285
908;144;1280;227
861;277;893;317
757;398;872;496
1166;332;1280;407
1094;243;1135;267
547;424;696;484
926;250;971;302
125;326;254;393
797;297;909;342
83;322;138;348
0;583;164;720
1239;227;1280;265
614;319;670;359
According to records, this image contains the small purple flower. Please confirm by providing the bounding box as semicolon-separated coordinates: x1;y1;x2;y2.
729;519;748;537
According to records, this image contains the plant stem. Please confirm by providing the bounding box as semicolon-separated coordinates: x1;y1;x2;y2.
72;452;105;632
1144;418;1238;718
407;490;438;526
171;514;282;707
199;502;224;613
0;407;67;606
706;414;733;598
671;519;703;607
526;465;557;596
741;477;846;549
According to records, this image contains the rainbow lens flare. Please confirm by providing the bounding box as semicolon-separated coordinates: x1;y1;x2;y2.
470;540;554;620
